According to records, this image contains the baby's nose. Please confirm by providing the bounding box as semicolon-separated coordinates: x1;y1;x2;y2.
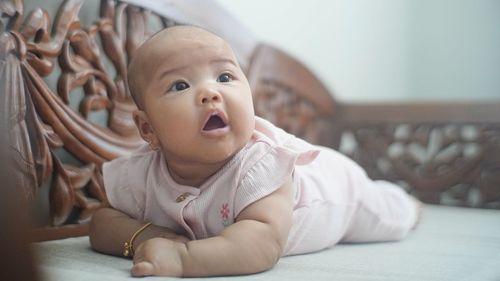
199;87;222;104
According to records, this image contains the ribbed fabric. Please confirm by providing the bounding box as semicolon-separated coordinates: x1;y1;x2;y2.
103;116;418;255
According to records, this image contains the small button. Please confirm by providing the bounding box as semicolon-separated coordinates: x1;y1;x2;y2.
176;192;190;203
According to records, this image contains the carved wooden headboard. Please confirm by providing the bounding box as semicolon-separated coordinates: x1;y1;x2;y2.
1;0;499;241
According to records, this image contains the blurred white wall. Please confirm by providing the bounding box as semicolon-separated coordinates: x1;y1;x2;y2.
216;0;500;102
23;0;500;102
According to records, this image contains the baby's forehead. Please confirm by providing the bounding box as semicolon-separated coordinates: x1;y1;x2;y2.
128;26;239;104
142;28;237;69
149;26;228;52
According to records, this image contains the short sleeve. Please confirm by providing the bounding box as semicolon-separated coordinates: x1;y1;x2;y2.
102;155;146;220
233;146;298;217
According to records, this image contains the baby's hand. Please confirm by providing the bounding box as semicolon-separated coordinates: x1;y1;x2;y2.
131;237;186;277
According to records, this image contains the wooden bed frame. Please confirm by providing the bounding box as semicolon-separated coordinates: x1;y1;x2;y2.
1;0;499;243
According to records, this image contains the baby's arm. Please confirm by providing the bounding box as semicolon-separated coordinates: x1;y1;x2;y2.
131;178;294;277
89;207;189;257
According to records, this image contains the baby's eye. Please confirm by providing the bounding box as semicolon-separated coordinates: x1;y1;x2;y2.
217;73;233;83
169;81;190;92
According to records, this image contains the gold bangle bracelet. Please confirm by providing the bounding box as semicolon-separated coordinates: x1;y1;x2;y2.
123;222;152;257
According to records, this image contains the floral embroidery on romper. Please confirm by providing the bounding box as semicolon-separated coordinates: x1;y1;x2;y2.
220;203;231;226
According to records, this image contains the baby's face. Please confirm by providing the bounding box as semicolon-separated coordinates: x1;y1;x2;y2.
136;27;255;166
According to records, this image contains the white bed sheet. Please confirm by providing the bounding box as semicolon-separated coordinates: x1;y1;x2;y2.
33;205;500;281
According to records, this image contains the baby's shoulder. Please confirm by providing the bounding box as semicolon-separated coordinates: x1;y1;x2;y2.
103;144;158;185
239;135;298;180
241;136;276;170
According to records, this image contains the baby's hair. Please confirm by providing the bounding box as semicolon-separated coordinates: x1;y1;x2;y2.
126;25;225;110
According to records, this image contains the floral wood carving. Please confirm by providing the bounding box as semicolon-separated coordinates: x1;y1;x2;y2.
0;0;170;227
338;123;500;209
248;44;337;148
253;80;337;147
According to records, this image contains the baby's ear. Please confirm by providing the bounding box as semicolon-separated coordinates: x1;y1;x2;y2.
133;110;157;144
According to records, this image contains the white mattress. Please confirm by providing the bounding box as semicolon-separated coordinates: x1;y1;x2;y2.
33;205;500;281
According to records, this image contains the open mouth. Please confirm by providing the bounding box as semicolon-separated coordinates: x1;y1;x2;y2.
202;114;227;131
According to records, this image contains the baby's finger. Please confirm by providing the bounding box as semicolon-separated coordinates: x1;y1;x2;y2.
131;261;155;277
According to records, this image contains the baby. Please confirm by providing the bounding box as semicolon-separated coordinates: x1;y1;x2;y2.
89;25;420;277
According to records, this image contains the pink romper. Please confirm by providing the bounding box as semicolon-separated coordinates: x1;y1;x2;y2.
103;117;418;256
